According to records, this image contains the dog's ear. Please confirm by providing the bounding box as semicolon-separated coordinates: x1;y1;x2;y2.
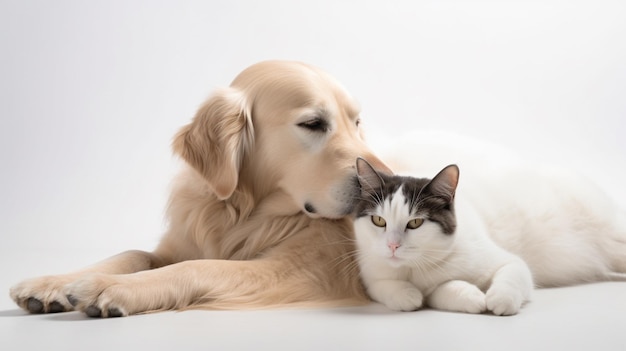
173;88;253;200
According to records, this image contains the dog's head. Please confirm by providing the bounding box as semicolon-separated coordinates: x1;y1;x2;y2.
174;61;390;219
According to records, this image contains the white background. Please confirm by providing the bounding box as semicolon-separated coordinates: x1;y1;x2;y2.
1;0;625;254
1;1;625;350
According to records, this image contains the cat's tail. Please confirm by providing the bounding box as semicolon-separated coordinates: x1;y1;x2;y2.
603;212;626;279
607;273;626;282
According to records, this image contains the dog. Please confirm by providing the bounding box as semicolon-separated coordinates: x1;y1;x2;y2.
10;60;391;317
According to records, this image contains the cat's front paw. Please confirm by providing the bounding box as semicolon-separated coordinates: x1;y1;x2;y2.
449;283;486;314
426;280;486;314
382;287;424;312
485;285;524;316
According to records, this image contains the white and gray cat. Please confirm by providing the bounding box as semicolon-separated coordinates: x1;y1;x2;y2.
353;154;626;315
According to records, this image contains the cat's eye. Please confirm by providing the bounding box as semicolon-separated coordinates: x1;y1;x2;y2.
406;218;424;230
371;215;387;227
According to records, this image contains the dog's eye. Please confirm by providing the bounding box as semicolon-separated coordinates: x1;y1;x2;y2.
298;118;329;133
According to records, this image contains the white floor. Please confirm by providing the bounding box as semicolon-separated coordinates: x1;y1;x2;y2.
3;285;626;351
1;248;625;351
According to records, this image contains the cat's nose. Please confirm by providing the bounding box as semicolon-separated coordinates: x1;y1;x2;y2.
388;242;401;254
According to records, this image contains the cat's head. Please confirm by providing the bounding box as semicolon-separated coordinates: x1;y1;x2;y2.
353;158;459;267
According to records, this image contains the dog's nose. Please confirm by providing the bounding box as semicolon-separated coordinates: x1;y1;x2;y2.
304;202;317;214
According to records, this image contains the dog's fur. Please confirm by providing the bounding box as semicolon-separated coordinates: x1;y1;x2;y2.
10;60;391;317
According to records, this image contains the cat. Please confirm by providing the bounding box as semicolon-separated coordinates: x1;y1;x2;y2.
353;130;626;315
353;158;529;315
369;131;626;289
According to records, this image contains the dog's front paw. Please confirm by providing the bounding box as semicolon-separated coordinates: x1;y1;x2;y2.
485;285;523;316
10;275;76;314
64;274;129;318
382;287;424;312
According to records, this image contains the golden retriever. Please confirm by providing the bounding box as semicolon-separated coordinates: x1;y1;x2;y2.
10;60;390;317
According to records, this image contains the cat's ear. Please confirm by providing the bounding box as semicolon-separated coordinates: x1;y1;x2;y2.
356;157;385;194
426;164;459;202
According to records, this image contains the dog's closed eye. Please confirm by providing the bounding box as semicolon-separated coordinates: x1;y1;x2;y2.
298;117;329;133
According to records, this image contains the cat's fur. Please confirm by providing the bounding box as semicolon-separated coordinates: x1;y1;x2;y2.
355;131;626;315
354;131;626;315
370;131;626;290
354;158;534;315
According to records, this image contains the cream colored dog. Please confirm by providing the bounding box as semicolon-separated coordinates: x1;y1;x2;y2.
10;61;390;317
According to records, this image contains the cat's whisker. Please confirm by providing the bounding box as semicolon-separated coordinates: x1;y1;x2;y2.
421;251;479;279
341;259;364;279
332;250;368;280
329;250;358;269
363;185;386;205
318;238;357;247
408;257;444;288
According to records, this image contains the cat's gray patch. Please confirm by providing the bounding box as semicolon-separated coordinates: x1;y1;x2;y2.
355;160;457;235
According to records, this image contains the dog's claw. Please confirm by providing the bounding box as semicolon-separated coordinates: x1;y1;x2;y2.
26;297;44;313
66;295;78;307
48;301;66;313
108;308;123;317
85;306;102;318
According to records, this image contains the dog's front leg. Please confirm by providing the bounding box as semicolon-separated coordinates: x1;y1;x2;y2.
63;258;286;317
10;250;166;314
